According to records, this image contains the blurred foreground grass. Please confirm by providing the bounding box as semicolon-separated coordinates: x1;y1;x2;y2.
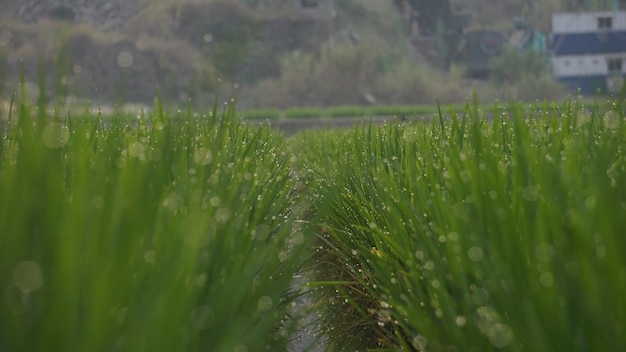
0;98;309;351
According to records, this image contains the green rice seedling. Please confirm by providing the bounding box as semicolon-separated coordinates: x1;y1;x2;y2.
368;104;438;118
325;106;369;118
295;99;626;351
284;107;324;119
0;98;309;352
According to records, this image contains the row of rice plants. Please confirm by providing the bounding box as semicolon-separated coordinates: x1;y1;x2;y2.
243;102;574;121
0;98;310;351
244;105;446;120
293;99;626;351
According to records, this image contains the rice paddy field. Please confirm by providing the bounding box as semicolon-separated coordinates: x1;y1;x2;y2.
1;93;626;351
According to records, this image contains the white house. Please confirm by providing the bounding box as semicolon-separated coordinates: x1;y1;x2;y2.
551;11;626;93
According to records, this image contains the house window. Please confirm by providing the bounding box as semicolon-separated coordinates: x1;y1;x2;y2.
598;16;613;29
301;0;318;8
607;58;623;72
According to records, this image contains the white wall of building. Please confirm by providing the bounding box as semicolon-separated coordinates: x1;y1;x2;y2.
552;54;626;76
552;11;626;33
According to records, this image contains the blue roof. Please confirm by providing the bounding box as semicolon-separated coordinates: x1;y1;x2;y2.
551;31;626;56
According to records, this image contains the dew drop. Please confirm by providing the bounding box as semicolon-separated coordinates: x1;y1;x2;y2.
193;148;213;165
214;208;231;224
585;196;597;209
143;250;156;264
447;232;459;242
191;305;214;330
14;261;44;292
539;272;554;288
117;51;133;68
288;231;305;246
522;185;540;202
233;345;248;352
472;288;490;305
488;323;514;348
42;122;70;149
455;315;467;327
411;335;428;350
279;250;289;261
467;247;484;262
209;196;221;207
535;243;555;263
90;196;104;210
128;142;145;158
415;250;424;260
163;193;184;213
258;296;273;312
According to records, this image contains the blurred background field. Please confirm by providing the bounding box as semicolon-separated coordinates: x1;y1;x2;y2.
1;0;606;113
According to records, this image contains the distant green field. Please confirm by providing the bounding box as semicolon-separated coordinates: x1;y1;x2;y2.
243;102;581;120
2;94;625;351
245;104;443;119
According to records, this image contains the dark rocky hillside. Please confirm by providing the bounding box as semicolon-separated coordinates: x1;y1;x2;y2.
4;0;146;30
